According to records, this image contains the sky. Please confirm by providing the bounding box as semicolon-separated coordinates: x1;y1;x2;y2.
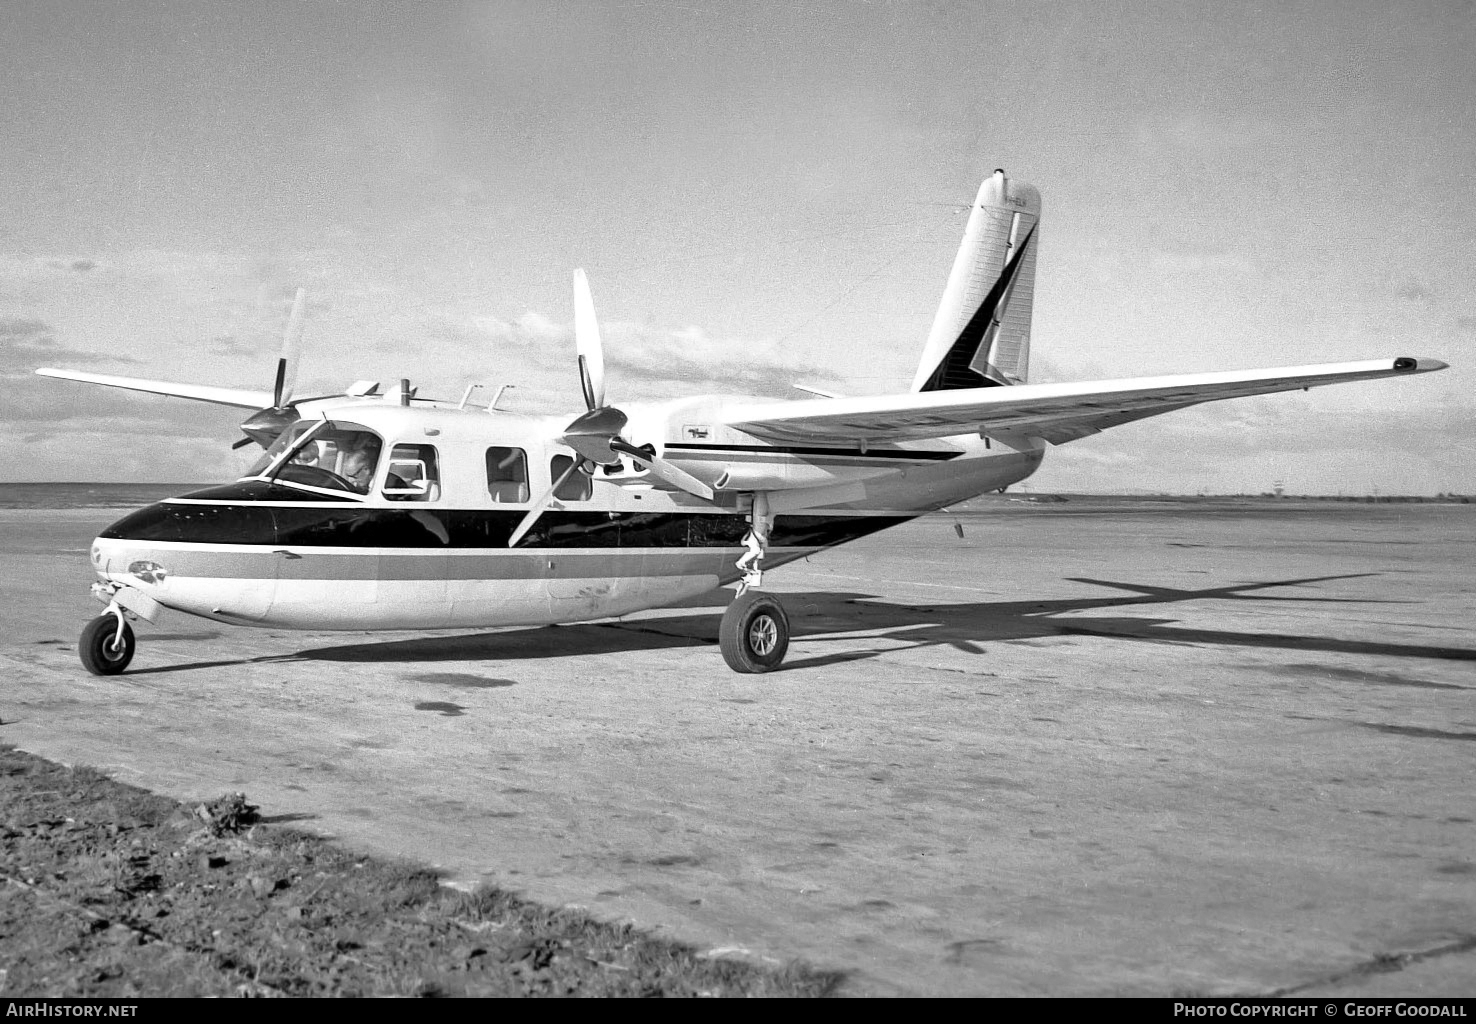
2;0;1472;493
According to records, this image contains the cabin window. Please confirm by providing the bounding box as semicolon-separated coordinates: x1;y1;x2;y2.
383;444;440;501
244;421;383;497
486;446;529;503
550;455;592;501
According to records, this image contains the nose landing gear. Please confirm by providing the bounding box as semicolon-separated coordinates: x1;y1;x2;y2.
80;613;135;675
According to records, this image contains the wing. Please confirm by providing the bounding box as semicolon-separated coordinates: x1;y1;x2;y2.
35;368;274;410
721;357;1448;445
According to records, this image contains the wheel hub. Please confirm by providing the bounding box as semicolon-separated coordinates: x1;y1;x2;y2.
748;614;779;656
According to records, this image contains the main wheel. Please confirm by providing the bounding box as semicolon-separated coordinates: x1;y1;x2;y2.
80;615;135;675
719;593;790;673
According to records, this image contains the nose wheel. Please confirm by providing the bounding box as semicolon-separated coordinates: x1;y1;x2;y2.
80;614;135;675
719;592;790;673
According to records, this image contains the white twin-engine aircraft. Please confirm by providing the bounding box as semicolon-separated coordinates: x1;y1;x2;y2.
38;170;1446;675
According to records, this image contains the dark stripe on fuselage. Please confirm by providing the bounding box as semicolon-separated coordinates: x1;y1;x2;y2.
920;225;1036;392
178;480;360;503
666;442;960;461
101;502;912;551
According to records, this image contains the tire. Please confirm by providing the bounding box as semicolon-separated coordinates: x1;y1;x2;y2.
719;593;790;673
80;615;135;676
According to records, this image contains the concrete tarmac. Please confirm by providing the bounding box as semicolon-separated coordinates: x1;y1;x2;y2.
3;498;1474;996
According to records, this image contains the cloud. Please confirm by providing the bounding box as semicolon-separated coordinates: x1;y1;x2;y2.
0;372;232;428
208;334;259;357
1029;379;1472;495
1132;112;1266;160
0;315;50;339
1;419;248;484
471;312;827;402
1390;274;1433;302
5;255;104;280
0;315;138;372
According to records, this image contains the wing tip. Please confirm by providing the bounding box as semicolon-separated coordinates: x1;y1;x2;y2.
1394;357;1449;373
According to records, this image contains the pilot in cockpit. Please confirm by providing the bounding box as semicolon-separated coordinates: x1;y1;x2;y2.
291;441;323;468
340;438;378;494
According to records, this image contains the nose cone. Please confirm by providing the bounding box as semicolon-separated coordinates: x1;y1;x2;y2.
561;405;631;466
238;406;298;448
99;500;179;544
93;495;278;588
91;532;159;592
93;502;172;582
98;495;276;545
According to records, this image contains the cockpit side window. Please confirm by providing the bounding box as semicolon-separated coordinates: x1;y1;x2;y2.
486;447;528;503
243;421;383;497
384;444;440;502
550;454;592;501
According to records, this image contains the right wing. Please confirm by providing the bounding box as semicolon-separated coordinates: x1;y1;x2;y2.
35;368;274;410
720;357;1448;445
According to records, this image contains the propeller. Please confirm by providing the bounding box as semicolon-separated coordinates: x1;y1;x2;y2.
506;271;715;547
232;288;308;450
560;405;714;496
573;268;605;411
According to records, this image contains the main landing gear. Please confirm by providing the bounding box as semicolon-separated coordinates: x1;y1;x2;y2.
720;492;790;673
719;592;790;673
80;613;135;675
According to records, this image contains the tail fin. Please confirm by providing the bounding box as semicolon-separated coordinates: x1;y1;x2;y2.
911;169;1041;392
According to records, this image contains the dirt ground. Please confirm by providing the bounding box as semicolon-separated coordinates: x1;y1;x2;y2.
0;745;842;997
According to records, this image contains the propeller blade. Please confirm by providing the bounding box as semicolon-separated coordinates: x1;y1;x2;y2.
507;459;584;548
230;436;254;450
274;287;306;409
609;439;715;500
573;269;605;411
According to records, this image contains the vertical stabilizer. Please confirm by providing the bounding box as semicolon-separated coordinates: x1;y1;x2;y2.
911;169;1041;391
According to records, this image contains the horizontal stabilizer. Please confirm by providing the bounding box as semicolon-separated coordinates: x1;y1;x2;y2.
723;357;1448;445
35;368;274;410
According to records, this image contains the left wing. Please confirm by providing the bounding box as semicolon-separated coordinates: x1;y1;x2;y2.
35;368;274;410
720;357;1447;445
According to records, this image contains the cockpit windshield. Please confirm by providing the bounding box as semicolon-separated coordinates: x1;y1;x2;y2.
242;421;383;496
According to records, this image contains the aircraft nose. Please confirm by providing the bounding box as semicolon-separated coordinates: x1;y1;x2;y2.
93;501;188;583
93;535;151;580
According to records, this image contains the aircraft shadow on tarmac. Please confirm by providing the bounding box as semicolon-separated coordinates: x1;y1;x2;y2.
131;572;1476;675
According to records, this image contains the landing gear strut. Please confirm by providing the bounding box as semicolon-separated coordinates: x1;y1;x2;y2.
80;612;135;675
723;493;788;672
734;493;772;594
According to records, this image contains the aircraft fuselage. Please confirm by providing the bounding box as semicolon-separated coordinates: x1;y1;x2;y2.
91;398;1044;631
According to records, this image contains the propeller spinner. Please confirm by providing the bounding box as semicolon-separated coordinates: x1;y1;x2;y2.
507;271;714;548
